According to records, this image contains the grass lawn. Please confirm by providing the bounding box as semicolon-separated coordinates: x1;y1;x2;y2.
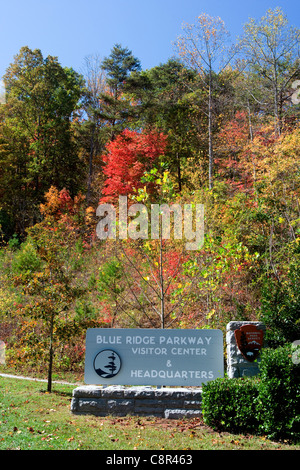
0;375;299;451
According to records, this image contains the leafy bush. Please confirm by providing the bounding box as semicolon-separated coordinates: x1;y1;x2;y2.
10;238;42;274
202;377;260;433
203;344;300;441
260;250;300;347
7;233;20;250
257;344;300;441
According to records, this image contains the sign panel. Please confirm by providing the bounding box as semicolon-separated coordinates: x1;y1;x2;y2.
84;328;224;386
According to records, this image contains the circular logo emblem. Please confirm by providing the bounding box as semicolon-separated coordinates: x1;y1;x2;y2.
93;349;122;378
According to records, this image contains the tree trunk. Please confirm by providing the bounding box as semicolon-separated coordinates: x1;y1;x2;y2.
273;63;281;136
86;125;95;205
208;69;214;190
159;217;165;329
177;152;182;192
47;314;54;393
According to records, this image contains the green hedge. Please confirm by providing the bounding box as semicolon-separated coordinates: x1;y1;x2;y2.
202;344;300;441
202;377;260;434
257;344;300;440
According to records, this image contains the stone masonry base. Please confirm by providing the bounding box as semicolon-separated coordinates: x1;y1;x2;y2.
71;385;203;419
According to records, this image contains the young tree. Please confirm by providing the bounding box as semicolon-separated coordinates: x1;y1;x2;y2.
239;7;300;136
79;54;107;204
12;186;100;391
175;14;235;189
13;220;80;392
96;164;205;329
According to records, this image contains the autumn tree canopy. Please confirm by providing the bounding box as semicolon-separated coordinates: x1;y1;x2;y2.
100;129;168;202
0;47;84;235
0;8;300;382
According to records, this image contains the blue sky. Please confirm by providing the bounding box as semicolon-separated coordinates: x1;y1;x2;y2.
0;0;299;82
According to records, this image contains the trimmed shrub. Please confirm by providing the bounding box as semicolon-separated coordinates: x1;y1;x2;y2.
257;344;300;441
202;344;300;441
202;377;260;433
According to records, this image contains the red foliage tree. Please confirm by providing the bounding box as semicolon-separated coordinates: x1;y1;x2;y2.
100;129;168;203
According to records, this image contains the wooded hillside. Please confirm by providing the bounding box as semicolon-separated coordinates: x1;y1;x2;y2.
0;8;299;377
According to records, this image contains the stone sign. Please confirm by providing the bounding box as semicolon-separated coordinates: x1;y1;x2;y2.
234;324;264;362
84;328;224;386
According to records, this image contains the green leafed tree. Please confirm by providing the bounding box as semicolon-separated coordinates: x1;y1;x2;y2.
0;46;85;235
239;7;300;135
175;14;236;189
126;59;199;192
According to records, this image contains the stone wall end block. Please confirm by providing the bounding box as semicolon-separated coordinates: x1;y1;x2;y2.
72;385;103;398
164;409;202;419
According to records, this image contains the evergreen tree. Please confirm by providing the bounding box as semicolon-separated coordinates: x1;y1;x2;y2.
100;44;141;140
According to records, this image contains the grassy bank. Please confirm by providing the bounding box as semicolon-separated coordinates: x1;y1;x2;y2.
0;375;299;451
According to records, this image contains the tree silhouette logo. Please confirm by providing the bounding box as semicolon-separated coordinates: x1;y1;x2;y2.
94;349;122;378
